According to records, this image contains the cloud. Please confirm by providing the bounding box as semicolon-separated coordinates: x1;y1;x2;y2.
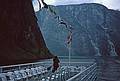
53;0;93;5
93;0;120;10
32;0;40;12
44;0;55;5
32;0;120;11
52;0;120;10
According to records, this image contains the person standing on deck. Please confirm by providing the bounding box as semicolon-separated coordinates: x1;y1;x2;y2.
52;56;60;73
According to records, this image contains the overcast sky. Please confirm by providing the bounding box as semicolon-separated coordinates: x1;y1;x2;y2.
33;0;120;11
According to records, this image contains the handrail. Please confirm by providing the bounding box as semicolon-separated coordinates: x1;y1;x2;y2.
92;72;97;81
0;61;93;69
66;63;97;81
0;59;52;68
80;66;97;80
62;62;94;63
85;67;97;81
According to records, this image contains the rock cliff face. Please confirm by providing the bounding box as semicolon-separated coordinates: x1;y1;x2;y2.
36;3;120;57
0;0;54;66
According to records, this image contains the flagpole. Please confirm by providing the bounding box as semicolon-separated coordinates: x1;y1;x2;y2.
69;42;71;66
68;31;72;66
67;31;72;77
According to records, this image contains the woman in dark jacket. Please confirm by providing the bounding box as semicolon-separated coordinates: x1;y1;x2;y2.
52;56;60;73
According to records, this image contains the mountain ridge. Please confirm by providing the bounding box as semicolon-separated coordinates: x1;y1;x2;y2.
36;3;120;57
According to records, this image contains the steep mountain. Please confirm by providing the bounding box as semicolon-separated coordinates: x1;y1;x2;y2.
36;3;120;57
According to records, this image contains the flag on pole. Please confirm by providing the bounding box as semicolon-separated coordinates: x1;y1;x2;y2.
67;31;72;46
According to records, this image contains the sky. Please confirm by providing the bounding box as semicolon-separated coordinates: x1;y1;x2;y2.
32;0;120;12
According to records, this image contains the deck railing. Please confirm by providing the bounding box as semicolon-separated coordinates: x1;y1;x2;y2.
0;59;96;81
0;60;52;81
66;63;97;81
